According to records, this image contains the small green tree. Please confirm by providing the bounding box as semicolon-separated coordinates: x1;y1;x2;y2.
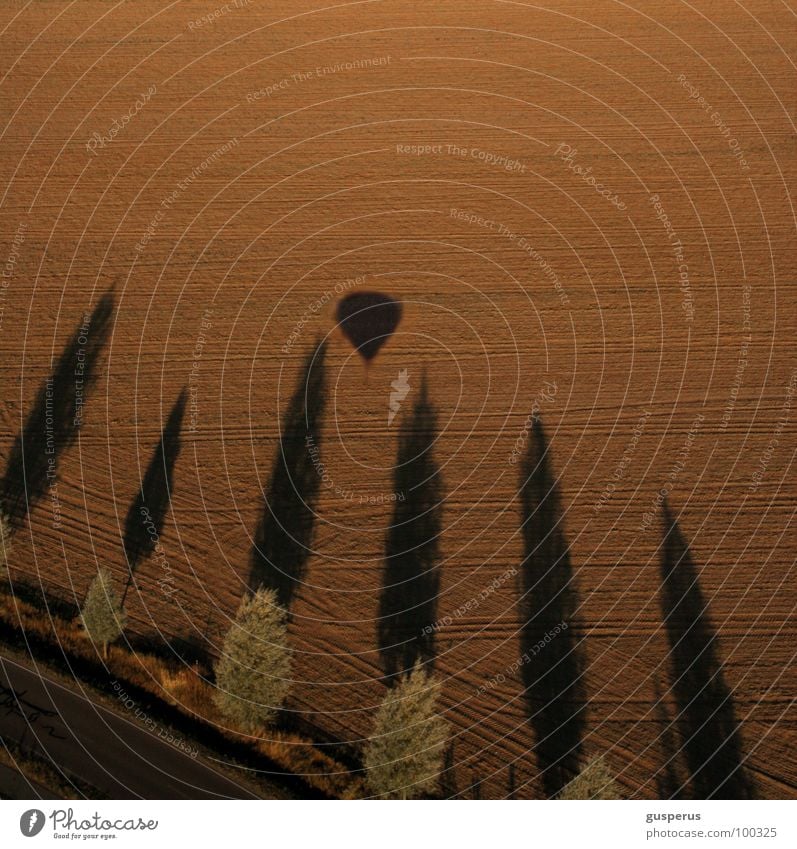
213;588;292;730
559;755;622;799
0;513;11;579
81;568;126;658
364;662;449;799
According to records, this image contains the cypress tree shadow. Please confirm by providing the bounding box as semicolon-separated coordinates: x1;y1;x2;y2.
2;291;114;527
249;341;327;609
660;500;754;799
518;418;586;797
653;679;685;800
378;374;443;680
122;389;187;598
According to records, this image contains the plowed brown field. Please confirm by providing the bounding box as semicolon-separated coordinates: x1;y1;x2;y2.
1;0;795;798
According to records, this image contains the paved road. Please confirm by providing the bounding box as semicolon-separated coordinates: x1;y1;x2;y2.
0;654;285;799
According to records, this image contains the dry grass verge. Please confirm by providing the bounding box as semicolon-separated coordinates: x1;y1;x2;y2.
0;580;364;799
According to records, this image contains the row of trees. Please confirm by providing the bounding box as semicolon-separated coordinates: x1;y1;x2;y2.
76;347;751;798
0;294;451;799
1;308;751;799
236;341;752;799
220;343;616;798
78;571;450;798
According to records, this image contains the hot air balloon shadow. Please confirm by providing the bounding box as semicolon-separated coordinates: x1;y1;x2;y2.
335;291;402;372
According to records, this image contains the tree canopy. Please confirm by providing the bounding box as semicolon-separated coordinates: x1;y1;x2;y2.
81;567;126;657
559;756;621;800
213;587;292;730
364;662;449;799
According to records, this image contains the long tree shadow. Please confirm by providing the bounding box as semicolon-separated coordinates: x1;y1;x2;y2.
660;499;754;799
378;373;443;681
249;341;327;609
653;679;686;800
518;418;586;798
1;292;114;527
122;389;187;600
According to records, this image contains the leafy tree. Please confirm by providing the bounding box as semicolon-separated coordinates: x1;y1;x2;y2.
81;568;126;658
364;662;449;799
559;756;621;799
213;588;292;730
